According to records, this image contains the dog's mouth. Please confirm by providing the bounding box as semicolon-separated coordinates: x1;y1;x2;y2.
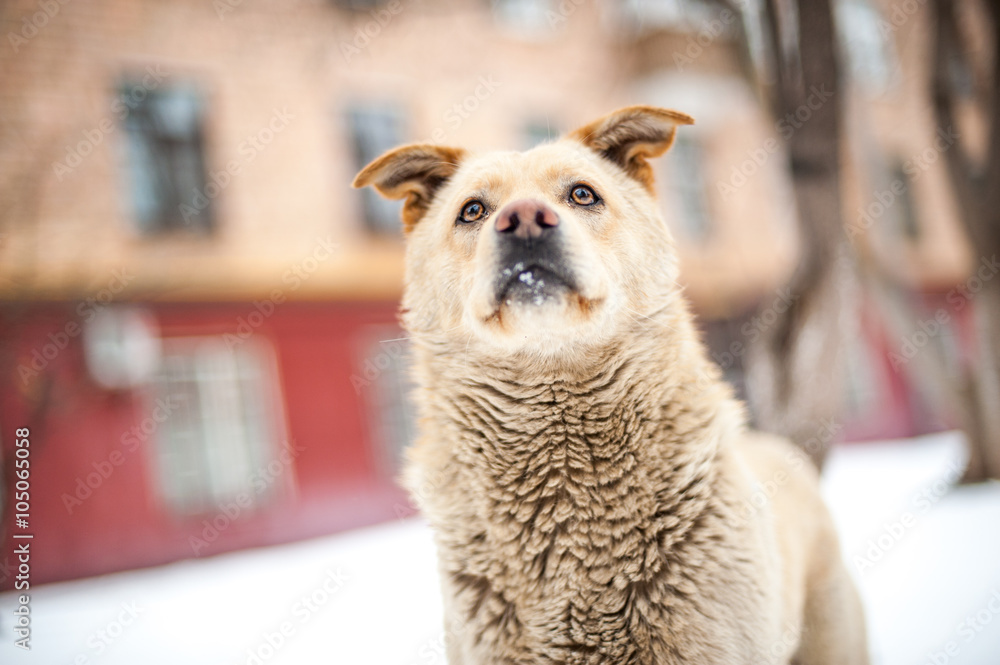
494;260;577;307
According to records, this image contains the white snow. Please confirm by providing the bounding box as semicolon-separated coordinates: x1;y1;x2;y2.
2;431;999;664
822;433;1000;665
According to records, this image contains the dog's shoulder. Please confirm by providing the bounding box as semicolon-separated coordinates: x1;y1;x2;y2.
737;430;817;483
734;429;844;569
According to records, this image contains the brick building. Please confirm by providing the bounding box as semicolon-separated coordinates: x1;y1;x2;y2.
0;0;975;585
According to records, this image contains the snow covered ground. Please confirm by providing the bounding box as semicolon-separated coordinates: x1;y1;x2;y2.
2;431;999;665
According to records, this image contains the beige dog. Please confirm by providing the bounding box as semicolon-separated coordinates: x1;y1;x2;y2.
354;106;868;665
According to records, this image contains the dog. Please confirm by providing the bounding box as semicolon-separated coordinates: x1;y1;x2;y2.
353;106;868;665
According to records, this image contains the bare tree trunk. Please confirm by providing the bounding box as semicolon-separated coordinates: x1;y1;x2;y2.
931;0;1000;481
745;0;852;469
968;279;1000;480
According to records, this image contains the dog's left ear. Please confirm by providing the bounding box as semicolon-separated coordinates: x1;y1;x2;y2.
352;144;467;232
568;105;694;192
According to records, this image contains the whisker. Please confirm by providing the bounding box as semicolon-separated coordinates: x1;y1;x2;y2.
463;331;474;366
621;309;654;334
623;306;680;335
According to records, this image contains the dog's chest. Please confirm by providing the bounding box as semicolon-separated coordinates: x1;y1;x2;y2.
431;377;742;663
444;448;685;664
445;506;752;665
448;530;668;665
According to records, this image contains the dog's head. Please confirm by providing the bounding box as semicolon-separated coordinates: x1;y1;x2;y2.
353;106;694;358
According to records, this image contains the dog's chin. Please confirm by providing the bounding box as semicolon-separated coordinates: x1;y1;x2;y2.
497;263;572;308
468;281;609;355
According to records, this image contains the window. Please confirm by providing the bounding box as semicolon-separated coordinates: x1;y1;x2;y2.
946;49;975;98
868;158;920;242
333;0;381;9
121;83;212;234
492;0;554;36
665;132;711;240
152;337;291;516
348;106;406;234
891;163;920;241
700;316;750;402
738;0;769;81
837;0;896;93
523;119;559;149
618;0;719;33
354;327;417;476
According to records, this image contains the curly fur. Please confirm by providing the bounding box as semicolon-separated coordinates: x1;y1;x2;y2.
355;106;869;665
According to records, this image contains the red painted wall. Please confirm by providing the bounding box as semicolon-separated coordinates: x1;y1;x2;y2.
1;292;973;588
0;301;414;588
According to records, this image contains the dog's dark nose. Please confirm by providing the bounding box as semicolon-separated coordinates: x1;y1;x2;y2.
495;199;559;240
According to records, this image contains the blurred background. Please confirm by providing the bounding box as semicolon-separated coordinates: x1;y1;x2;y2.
0;0;999;663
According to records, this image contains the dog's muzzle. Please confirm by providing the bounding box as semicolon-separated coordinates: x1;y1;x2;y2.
492;199;577;306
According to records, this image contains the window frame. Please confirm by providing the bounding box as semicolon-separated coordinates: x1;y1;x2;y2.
149;336;293;518
119;80;214;236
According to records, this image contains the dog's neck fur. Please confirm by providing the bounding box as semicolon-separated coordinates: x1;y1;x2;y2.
407;299;746;659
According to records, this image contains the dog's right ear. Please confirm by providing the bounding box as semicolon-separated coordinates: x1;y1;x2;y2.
352;144;466;232
568;106;694;193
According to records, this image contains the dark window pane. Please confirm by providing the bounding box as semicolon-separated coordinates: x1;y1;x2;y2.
892;163;920;240
524;120;558;149
837;0;896;93
121;83;212;234
348;106;406;234
666;133;711;240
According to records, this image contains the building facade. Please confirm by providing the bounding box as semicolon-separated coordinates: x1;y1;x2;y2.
0;0;974;585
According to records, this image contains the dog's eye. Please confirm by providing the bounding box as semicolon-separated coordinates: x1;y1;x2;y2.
458;200;486;224
570;185;598;206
